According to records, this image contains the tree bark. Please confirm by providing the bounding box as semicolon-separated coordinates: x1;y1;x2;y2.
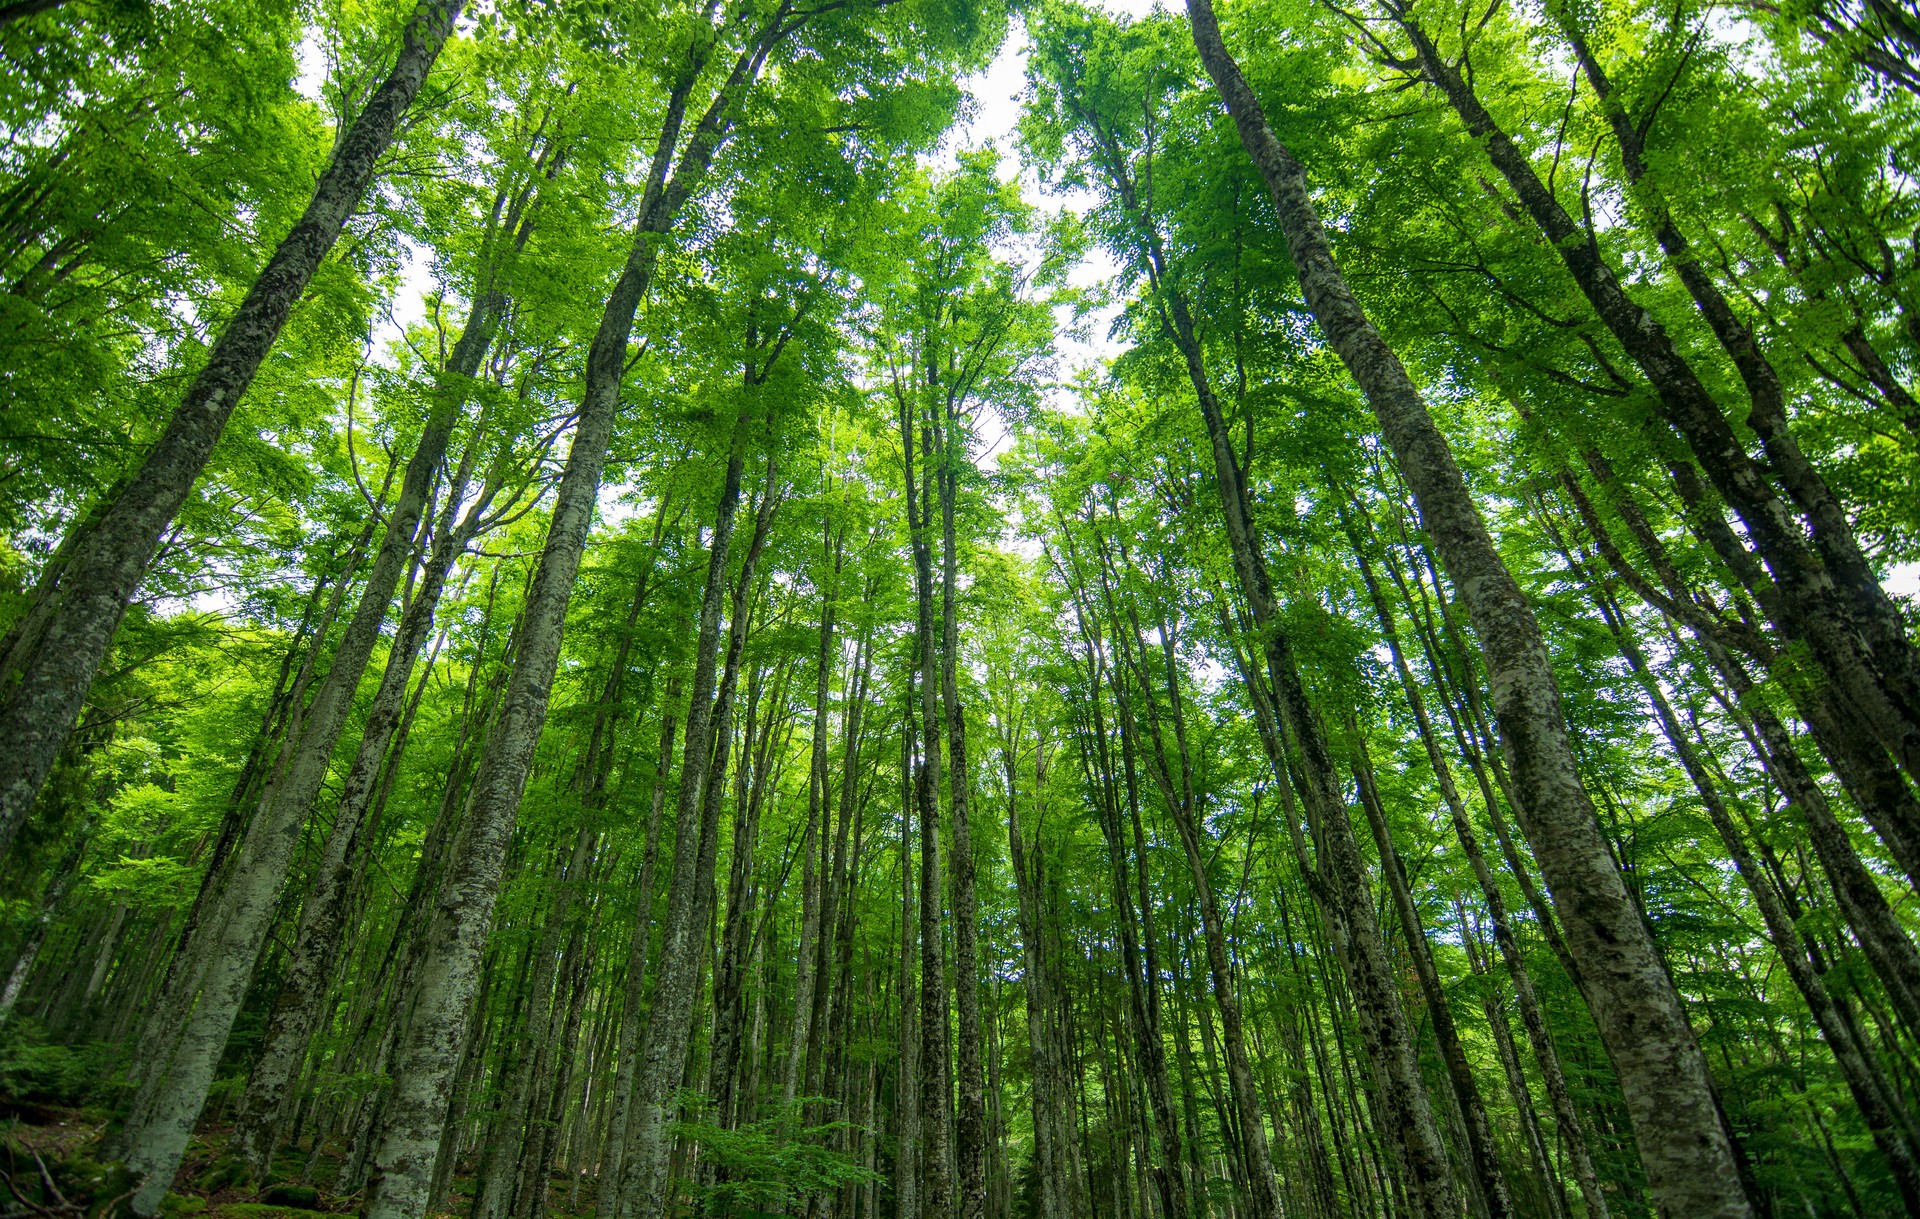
783;519;844;1108
1350;528;1611;1219
616;440;780;1219
0;0;463;853
935;378;988;1219
1347;725;1516;1219
358;21;784;1214
1181;6;1753;1214
231;298;507;1182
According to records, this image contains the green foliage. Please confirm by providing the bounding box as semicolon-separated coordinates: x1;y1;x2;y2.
672;1111;880;1218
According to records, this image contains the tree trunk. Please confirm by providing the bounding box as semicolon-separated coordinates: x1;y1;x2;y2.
1350;529;1611;1219
783;519;844;1107
1181;6;1752;1213
232;326;505;1181
936;385;988;1219
0;0;464;853
1348;725;1516;1219
901;382;953;1219
357;22;784;1212
897;705;922;1219
120;290;504;1214
617;450;779;1219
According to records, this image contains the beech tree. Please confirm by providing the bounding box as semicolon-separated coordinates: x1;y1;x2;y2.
2;0;1919;1216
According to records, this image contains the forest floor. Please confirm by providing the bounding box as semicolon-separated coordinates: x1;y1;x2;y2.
0;1106;480;1219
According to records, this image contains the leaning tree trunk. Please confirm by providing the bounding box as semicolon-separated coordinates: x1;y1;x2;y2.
1546;6;1920;786
0;0;463;855
119;288;498;1217
230;301;504;1182
1350;530;1611;1219
1062;61;1455;1210
1181;4;1752;1213
1348;728;1516;1219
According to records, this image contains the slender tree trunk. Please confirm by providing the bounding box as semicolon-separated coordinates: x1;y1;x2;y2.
233;356;503;1180
597;678;680;1219
357;22;786;1212
1350;530;1610;1219
935;388;989;1219
1348;726;1515;1219
897;705;921;1219
901;383;954;1219
1181;7;1752;1213
121;292;504;1214
1547;7;1920;786
784;520;844;1107
617;451;779;1219
1559;536;1920;1213
0;0;464;852
1004;732;1067;1219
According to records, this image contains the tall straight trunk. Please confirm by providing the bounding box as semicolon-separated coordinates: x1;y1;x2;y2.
597;677;680;1219
1348;727;1515;1219
1058;573;1188;1219
935;386;988;1219
617;452;779;1219
1004;732;1069;1219
233;381;504;1179
332;577;514;1197
109;468;381;1161
1458;902;1567;1219
1350;529;1611;1219
900;382;953;1219
357;24;780;1216
1079;102;1453;1213
897;706;921;1219
784;520;844;1107
120;292;501;1216
520;914;595;1219
712;660;775;1132
0;0;463;851
818;613;875;1121
479;827;598;1219
1181;6;1751;1214
1152;682;1299;1219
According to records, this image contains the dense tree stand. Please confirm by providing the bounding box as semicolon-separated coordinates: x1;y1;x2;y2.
1;1;1918;1218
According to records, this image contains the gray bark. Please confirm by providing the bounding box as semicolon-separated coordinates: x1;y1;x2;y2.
231;296;505;1182
935;379;988;1219
0;0;463;855
896;708;922;1219
617;453;779;1219
782;521;843;1107
1181;5;1752;1213
357;18;784;1213
1351;531;1610;1219
120;290;494;1216
595;679;679;1219
900;385;953;1219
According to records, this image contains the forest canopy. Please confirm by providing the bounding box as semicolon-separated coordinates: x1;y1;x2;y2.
1;0;1919;1216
